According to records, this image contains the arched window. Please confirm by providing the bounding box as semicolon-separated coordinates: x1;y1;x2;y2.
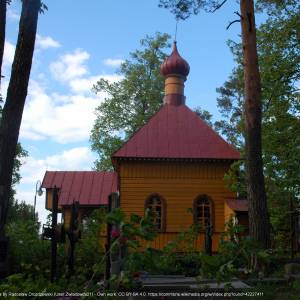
145;194;166;232
193;195;213;231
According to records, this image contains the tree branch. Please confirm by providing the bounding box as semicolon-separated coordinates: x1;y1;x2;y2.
226;19;241;30
234;11;243;19
210;0;228;13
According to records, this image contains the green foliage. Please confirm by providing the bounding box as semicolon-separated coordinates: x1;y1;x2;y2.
198;253;235;283
123;219;269;281
108;271;141;290
214;66;244;148
125;245;202;277
193;107;213;127
126;226;200;276
258;8;300;198
0;273;61;297
12;143;28;187
9;143;28;203
124;221;202;276
256;0;299;15
223;161;247;198
106;208;158;247
125;248;172;275
102;208;160;289
5;219;50;276
4;199;53;277
164;223;200;253
219;217;271;276
158;0;228;20
1;208;106;295
39;2;48;14
7;199;35;224
159;0;299;20
90;32;171;170
75;209;106;280
0;272;100;299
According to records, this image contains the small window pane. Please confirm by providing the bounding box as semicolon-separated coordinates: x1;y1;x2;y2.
146;195;164;230
194;195;212;231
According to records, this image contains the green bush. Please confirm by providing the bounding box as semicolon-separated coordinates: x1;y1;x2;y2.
6;219;51;276
1;208;107;293
75;209;106;280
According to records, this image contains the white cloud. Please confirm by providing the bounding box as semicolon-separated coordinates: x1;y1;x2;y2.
7;8;20;21
50;49;90;82
20;147;96;185
103;58;124;67
69;76;99;94
3;40;15;70
20;47;123;143
36;34;61;49
46;147;95;170
1;41;15;99
49;50;123;94
1;78;8;101
69;74;123;94
20;80;102;143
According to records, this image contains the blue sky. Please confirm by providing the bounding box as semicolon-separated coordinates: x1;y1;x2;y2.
2;0;265;223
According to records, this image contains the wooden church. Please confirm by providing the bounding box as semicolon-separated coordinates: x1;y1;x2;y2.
42;43;247;252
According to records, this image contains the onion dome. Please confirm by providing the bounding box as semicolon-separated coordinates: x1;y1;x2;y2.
160;42;190;78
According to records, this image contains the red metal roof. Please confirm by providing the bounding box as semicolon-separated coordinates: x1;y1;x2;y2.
113;104;240;160
225;199;248;212
41;171;117;206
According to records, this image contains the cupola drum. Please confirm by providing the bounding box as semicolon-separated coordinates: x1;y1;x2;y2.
160;42;190;106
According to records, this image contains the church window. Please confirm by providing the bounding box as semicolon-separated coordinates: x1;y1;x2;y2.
145;194;166;232
193;195;213;231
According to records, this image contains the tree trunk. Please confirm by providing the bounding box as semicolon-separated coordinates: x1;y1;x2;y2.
0;0;6;87
240;0;270;249
0;0;40;236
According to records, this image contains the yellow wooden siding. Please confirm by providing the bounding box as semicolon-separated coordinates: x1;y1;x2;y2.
63;208;71;229
120;177;234;232
45;188;62;211
120;161;229;179
119;161;236;250
45;189;53;210
139;232;221;252
62;208;92;229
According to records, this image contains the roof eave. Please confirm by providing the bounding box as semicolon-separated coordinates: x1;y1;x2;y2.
112;156;241;163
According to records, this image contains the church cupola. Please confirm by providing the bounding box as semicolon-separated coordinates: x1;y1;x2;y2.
160;42;190;106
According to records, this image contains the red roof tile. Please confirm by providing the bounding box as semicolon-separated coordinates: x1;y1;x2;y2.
113;104;240;160
225;199;248;212
41;171;117;206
